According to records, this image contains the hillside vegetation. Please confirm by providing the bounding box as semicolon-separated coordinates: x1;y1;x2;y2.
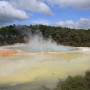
0;25;90;47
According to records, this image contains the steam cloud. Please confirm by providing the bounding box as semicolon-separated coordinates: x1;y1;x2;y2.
4;34;74;52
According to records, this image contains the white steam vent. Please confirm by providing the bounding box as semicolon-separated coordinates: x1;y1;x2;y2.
4;35;76;52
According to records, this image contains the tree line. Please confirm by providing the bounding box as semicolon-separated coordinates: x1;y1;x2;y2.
0;24;90;47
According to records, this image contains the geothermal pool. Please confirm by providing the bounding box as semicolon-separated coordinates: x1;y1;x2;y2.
0;42;90;89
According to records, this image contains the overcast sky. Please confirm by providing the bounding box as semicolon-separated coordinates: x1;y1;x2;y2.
0;0;90;29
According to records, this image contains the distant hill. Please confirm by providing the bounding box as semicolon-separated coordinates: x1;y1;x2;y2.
0;24;90;47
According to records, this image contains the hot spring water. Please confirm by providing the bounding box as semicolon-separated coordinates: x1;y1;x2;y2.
0;36;90;89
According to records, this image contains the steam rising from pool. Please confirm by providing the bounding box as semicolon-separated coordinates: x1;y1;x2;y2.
4;35;75;52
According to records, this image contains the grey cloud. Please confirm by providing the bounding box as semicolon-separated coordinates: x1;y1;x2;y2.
78;18;90;29
9;0;52;15
0;0;52;25
0;1;28;24
48;0;90;9
56;18;90;29
31;19;49;25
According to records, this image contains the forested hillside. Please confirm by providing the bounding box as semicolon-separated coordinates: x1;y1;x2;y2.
0;24;90;47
